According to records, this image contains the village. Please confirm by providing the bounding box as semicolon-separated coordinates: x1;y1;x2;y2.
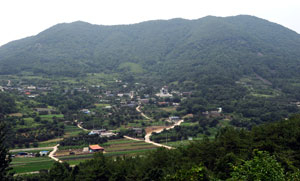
1;76;228;174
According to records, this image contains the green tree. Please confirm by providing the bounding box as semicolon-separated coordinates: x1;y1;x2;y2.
0;122;12;180
230;150;285;181
165;165;209;181
48;162;72;181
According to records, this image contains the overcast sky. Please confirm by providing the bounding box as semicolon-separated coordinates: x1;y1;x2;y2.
0;0;299;46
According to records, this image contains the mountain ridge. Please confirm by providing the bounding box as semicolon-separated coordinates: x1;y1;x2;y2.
0;15;299;82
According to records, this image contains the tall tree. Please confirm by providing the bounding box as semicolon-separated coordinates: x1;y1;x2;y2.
0;122;12;180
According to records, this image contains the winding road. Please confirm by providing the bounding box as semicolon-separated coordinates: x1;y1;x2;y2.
49;144;62;163
75;106;184;150
144;120;184;149
136;105;152;120
135;105;184;149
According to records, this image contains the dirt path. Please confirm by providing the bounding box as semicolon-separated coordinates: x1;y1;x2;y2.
123;136;144;141
14;171;40;176
49;144;62;163
144;120;184;149
136;105;152;120
75;120;90;132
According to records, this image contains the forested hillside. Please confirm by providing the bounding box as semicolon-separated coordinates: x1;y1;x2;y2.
0;15;300;81
1;15;300;127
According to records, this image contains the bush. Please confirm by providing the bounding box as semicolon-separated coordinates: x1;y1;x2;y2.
33;142;39;147
25;142;30;148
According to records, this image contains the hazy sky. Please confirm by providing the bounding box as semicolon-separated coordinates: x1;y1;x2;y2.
0;0;299;46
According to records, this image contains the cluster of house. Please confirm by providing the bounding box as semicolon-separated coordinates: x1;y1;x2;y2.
291;102;300;108
35;108;58;115
156;86;173;98
88;129;116;137
0;81;53;98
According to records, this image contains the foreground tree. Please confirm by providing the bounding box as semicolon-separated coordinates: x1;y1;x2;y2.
0;122;12;180
230;150;285;181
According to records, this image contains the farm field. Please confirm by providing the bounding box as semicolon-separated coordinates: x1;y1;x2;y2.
63;124;85;137
57;138;158;165
11;156;55;174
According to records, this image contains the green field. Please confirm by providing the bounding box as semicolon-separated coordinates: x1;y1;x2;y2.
64;125;85;137
40;114;64;118
59;138;158;165
11;156;55;174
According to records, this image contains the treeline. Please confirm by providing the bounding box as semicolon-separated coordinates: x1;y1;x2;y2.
177;88;299;129
16;114;300;180
5;119;64;148
0;92;16;117
59;133;108;147
151;125;204;143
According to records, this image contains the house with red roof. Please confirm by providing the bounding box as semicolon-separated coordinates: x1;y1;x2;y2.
89;144;104;152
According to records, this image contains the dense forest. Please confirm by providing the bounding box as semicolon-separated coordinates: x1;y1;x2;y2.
0;15;300;82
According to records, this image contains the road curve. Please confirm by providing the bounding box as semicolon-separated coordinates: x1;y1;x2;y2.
76;120;90;132
144;120;184;149
49;144;62;163
136;105;152;120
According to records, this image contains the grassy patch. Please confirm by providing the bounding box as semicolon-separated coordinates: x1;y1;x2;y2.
64;125;85;137
11;156;55;173
160;107;176;112
94;103;110;108
66;159;92;165
40;114;64;118
118;62;144;74
104;148;156;157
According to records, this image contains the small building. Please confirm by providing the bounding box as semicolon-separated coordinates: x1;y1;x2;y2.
39;151;49;156
17;152;28;157
158;102;168;106
139;99;149;104
89;145;104;152
88;129;106;135
27;86;36;90
169;116;180;122
202;110;222;118
156;86;173;98
81;109;90;114
83;147;89;152
100;132;116;138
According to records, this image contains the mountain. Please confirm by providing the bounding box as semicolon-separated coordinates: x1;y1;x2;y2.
0;15;300;84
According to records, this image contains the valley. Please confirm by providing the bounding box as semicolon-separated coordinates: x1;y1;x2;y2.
0;15;300;180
